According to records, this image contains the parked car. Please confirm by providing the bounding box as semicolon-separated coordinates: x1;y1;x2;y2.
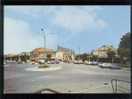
55;60;60;64
47;59;59;64
98;63;121;69
59;61;64;64
109;63;121;69
38;60;45;64
84;61;89;65
85;61;98;65
47;61;51;64
73;60;78;64
74;60;83;64
78;60;83;64
17;61;23;64
90;61;98;65
31;61;38;65
4;61;6;65
98;63;110;68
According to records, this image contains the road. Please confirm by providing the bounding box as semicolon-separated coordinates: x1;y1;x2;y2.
4;62;131;93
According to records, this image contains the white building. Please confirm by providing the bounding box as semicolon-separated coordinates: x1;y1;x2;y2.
56;46;75;62
93;45;118;58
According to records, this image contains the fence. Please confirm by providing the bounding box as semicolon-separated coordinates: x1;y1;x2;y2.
111;79;130;93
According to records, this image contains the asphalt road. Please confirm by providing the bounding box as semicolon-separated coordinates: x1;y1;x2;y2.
4;62;131;93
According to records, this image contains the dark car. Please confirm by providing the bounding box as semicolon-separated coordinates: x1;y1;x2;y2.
109;63;121;69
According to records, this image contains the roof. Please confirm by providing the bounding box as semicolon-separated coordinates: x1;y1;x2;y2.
57;46;74;54
32;48;54;53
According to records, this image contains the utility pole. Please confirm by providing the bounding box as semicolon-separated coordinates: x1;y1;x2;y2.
79;46;80;60
41;28;46;49
41;28;46;62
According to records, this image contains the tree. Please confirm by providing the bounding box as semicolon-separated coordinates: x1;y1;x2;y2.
89;54;98;61
118;32;130;64
75;53;88;61
107;49;116;63
80;53;88;62
75;55;80;60
47;54;52;61
87;54;91;62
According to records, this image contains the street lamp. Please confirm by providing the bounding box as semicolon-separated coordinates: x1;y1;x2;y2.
79;46;80;60
41;28;55;49
41;28;55;62
41;28;46;49
41;28;47;63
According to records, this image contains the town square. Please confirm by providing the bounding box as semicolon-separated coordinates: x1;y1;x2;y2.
4;6;130;93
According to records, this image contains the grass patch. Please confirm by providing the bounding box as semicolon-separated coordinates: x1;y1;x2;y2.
38;64;49;68
121;64;130;68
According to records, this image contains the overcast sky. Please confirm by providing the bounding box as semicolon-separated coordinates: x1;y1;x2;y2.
4;6;130;54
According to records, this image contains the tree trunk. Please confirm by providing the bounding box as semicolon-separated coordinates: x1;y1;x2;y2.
112;57;114;63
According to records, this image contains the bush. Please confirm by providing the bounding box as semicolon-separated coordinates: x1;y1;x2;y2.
38;64;49;68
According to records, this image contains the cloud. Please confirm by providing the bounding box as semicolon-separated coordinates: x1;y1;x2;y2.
4;6;108;54
4;17;58;54
96;19;107;29
5;6;41;18
4;17;31;54
51;6;107;33
5;6;58;19
5;6;107;33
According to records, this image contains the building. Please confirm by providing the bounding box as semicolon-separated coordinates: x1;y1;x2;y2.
5;46;74;63
31;48;55;61
93;45;118;58
4;54;18;61
56;46;75;62
20;52;31;56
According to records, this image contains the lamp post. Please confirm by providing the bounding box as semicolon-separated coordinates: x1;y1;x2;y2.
41;28;46;62
79;46;80;60
41;28;55;62
41;28;46;49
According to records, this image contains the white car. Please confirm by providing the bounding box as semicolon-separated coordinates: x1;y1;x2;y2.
85;61;98;65
99;63;121;69
84;61;89;64
4;61;6;65
74;60;79;64
38;60;45;64
74;60;83;64
98;63;111;67
89;61;98;65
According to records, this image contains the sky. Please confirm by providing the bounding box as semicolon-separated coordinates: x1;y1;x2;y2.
4;6;130;54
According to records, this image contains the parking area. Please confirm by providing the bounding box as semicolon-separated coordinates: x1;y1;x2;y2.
4;62;131;93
